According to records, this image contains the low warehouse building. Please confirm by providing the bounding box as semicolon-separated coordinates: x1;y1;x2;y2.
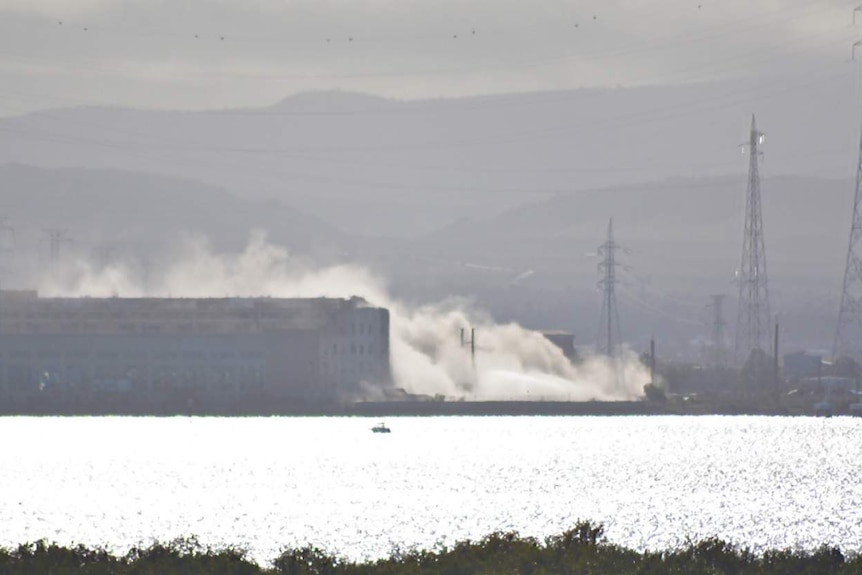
0;290;390;412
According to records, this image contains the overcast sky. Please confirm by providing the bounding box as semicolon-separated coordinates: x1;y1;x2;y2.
0;0;856;115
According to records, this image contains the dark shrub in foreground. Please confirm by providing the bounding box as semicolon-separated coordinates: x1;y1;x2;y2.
0;540;118;575
124;537;258;575
1;522;859;575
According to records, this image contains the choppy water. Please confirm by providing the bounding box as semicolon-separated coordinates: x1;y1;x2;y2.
1;416;861;564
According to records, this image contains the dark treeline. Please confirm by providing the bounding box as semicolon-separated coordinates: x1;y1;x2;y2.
0;523;858;575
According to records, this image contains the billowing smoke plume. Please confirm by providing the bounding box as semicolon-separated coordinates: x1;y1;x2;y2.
40;232;649;400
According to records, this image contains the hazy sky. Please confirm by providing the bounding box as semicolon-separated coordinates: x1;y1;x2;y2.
0;0;856;114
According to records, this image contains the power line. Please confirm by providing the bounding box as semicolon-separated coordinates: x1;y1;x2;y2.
4;113;857;199
0;59;850;180
0;53;849;165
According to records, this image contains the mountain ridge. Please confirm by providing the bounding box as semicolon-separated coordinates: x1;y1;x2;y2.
1;73;855;238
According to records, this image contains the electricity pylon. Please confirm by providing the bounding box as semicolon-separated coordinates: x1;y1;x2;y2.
597;218;626;393
735;115;771;364
43;228;71;282
597;218;623;359
833;112;862;361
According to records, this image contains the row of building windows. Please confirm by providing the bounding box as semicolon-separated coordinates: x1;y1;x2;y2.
331;320;385;337
0;345;385;362
320;360;378;376
0;365;265;393
0;350;267;360
0;308;327;320
0;322;285;334
323;343;377;357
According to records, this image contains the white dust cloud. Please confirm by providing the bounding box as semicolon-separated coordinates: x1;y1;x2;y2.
40;232;649;400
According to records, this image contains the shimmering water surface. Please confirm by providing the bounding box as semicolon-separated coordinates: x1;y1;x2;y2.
1;416;861;563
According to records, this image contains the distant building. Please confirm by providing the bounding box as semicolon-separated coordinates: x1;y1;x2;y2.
0;291;390;411
541;331;576;361
816;376;856;393
783;351;822;378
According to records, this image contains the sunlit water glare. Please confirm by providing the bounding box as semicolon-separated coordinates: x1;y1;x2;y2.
1;416;861;564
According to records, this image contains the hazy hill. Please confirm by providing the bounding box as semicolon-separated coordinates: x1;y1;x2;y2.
417;174;849;283
0;163;853;356
382;174;854;355
0;163;344;267
0;72;857;238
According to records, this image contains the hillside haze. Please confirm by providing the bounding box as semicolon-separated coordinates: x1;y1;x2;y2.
0;72;857;238
1;65;859;361
0;161;852;359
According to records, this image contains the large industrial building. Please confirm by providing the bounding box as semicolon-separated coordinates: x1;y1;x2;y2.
0;290;390;412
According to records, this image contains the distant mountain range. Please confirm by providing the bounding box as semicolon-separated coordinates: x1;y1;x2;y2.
0;73;857;238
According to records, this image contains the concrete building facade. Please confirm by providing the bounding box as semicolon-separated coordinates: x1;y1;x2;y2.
0;291;390;411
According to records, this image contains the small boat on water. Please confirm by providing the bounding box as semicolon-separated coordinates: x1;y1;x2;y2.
371;422;391;433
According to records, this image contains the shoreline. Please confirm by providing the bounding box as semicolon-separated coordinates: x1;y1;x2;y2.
0;398;837;417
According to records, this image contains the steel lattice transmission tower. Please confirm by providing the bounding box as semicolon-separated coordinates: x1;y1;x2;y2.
597;218;624;359
833;113;862;361
42;228;71;282
735;115;771;363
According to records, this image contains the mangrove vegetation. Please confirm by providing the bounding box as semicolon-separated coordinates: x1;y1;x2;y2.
0;522;858;574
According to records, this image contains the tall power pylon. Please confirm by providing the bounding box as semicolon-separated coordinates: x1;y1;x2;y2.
709;294;727;368
735;115;771;363
43;228;71;281
597;218;623;359
833;112;862;360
